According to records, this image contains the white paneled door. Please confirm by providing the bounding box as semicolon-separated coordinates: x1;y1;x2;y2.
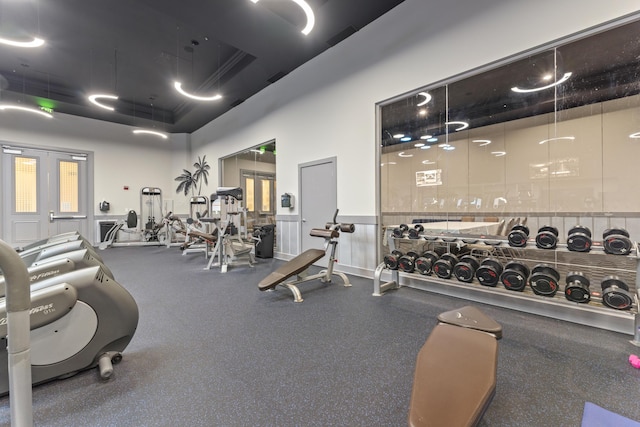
2;145;91;247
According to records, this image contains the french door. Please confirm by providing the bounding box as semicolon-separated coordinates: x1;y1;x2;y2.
2;145;92;247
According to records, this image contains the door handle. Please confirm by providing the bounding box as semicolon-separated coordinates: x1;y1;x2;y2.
49;211;87;222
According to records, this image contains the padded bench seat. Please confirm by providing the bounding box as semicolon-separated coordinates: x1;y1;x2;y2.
408;324;498;427
258;249;326;291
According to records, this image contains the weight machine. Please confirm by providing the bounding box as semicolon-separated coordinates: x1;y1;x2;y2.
206;187;256;272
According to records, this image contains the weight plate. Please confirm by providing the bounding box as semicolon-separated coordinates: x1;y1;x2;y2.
476;258;503;287
459;255;480;271
439;253;459;265
481;258;503;276
531;264;560;281
601;276;633;310
461;238;479;244
538;225;559;236
512;224;530;235
415;257;434;275
433;259;454;279
603;227;629;239
564;272;591;303
568;225;591;238
529;272;559;296
507;229;528;247
414;224;424;232
504;261;530;279
408;229;421;239
441;236;458;243
567;233;592;252
453;263;476;283
397;256;415;273
392;228;405;238
535;231;558;249
603;234;632;255
500;269;528;291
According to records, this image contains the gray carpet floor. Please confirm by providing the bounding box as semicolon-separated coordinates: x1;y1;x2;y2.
1;245;640;426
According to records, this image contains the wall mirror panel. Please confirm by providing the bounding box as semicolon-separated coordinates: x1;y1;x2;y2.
379;17;640;244
219;140;276;231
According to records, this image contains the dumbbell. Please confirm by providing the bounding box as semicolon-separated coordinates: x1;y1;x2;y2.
600;276;633;310
414;251;440;275
564;271;591;303
392;224;409;238
529;264;560;297
603;227;632;255
398;251;421;273
476;258;504;287
500;261;530;291
535;225;559;249
507;224;530;248
452;255;480;283
383;250;403;270
567;225;592;252
408;224;424;239
433;253;459;279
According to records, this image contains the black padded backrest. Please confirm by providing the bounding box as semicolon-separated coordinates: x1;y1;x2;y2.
126;210;138;228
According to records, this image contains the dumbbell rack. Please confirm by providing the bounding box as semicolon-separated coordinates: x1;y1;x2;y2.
374;226;640;345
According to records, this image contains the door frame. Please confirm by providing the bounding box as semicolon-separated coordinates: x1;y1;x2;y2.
0;141;95;245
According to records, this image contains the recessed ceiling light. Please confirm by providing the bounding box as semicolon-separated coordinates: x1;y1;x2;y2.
133;129;168;139
398;152;413;157
420;145;431;150
512;72;572;93
420;134;432;140
421;160;435;165
88;94;118;111
250;0;315;35
427;137;438;142
174;81;222;101
400;136;412;142
0;36;45;48
443;145;456;151
629;132;640;138
418;109;427;116
392;133;405;139
491;151;506;157
538;136;575;145
414;142;425;147
0;104;52;118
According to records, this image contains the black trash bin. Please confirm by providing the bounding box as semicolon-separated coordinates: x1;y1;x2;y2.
254;224;275;258
100;221;116;242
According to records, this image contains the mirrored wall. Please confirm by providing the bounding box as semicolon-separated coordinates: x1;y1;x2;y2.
379;17;640;236
219;140;276;231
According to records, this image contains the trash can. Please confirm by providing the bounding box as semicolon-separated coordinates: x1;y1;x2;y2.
254;224;275;258
100;221;116;242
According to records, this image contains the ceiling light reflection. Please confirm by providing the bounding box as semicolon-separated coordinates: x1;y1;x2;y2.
0;36;45;48
398;152;413;157
133;129;168;139
512;72;572;93
416;92;432;106
445;121;469;131
629;132;640;139
472;139;491;146
538;136;575;145
0;104;53;118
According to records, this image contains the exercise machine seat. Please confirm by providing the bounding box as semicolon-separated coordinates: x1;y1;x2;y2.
258;249;326;291
408;324;498;427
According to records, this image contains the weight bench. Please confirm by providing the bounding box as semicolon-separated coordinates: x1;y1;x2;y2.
408;306;501;427
258;223;354;302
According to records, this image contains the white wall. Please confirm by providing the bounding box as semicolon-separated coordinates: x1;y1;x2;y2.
1;0;638;273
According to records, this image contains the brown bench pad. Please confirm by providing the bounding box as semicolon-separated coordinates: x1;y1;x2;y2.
258;249;326;291
408;324;498;427
437;305;503;339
